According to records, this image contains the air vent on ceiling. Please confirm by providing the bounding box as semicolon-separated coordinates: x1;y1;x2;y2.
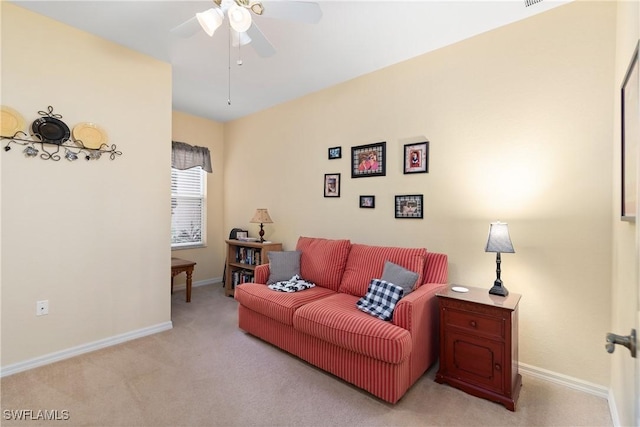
524;0;543;6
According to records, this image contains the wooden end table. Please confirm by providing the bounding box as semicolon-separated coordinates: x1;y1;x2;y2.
171;257;196;302
435;285;522;411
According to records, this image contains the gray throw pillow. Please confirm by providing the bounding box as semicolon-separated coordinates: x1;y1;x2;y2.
381;260;419;296
267;251;302;285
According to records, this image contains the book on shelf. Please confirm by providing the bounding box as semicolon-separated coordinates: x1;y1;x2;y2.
231;269;254;288
235;247;261;265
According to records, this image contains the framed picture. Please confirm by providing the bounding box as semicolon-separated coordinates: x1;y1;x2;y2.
324;173;340;197
236;231;248;240
359;195;375;208
328;146;342;159
351;142;386;178
395;194;423;219
403;141;429;174
621;40;638;222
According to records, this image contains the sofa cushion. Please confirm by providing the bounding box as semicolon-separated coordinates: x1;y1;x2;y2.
338;244;427;297
381;261;419;296
267;251;301;284
423;252;449;285
356;279;404;321
293;293;412;364
235;283;335;326
296;237;351;292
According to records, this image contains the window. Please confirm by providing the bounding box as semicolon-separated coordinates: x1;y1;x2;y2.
171;166;206;248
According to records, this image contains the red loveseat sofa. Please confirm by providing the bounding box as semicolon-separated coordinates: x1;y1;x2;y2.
234;236;448;403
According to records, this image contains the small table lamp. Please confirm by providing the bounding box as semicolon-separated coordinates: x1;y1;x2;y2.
485;221;515;297
250;208;273;243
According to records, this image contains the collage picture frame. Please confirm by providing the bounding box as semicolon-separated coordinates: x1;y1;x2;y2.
394;194;423;219
351;142;386;178
324;173;340;197
403;141;429;174
359;195;375;208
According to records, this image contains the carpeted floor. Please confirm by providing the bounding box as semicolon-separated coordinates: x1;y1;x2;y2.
1;284;613;426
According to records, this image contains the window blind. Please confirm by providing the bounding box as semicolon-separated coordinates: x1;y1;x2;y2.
171;166;205;248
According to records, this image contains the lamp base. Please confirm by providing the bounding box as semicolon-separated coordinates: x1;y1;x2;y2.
489;280;509;297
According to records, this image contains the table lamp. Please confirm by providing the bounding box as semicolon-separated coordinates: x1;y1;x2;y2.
250;208;273;243
485;221;515;297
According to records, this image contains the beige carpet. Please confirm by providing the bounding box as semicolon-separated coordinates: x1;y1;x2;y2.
1;284;613;427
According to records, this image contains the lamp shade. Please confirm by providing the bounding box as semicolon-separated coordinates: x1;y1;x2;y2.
196;8;224;37
485;221;515;253
228;5;252;33
231;30;252;47
250;208;273;224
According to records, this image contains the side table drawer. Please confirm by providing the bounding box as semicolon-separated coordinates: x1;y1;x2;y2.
444;308;504;340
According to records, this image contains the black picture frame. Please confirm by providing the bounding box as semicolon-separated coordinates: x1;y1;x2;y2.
394;194;423;219
621;40;638;222
351;142;386;178
359;195;375;208
324;173;340;197
328;146;342;159
403;141;429;174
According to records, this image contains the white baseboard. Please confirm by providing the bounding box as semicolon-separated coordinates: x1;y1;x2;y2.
519;362;618;424
519;362;609;398
171;276;223;291
0;321;173;378
607;389;621;427
1;279;223;378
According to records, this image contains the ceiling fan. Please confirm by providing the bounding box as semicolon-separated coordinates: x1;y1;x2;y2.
171;0;322;58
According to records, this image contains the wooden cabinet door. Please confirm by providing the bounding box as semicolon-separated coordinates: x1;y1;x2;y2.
443;330;505;394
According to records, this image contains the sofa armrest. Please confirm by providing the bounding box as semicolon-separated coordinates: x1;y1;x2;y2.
254;264;270;284
393;282;447;382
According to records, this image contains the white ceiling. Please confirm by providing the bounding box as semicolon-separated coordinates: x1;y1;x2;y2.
11;0;572;123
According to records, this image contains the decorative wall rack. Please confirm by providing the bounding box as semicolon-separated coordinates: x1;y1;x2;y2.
0;106;122;162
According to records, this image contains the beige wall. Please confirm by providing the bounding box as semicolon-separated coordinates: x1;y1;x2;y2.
171;111;225;287
2;0;634;413
224;1;617;386
1;4;172;366
610;1;639;425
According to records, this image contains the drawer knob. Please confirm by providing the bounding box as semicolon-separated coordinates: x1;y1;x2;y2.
495;363;501;371
469;320;477;328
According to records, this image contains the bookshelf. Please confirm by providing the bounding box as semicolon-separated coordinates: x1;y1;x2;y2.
224;239;282;297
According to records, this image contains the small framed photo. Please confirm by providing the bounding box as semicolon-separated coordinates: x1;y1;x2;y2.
236;231;248;239
395;194;423;219
351;142;386;178
328;146;342;159
404;141;429;174
359;195;375;208
324;173;340;197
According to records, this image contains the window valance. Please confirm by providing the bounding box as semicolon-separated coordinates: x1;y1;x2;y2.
171;140;212;173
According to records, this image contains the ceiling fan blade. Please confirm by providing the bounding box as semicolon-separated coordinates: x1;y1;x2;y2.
246;23;276;57
261;1;322;24
170;15;201;38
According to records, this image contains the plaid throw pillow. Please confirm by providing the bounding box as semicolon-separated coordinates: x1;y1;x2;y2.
356;279;404;321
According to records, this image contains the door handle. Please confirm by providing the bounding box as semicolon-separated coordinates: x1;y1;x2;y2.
605;329;636;358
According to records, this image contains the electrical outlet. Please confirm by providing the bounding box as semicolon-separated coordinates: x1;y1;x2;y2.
36;300;49;316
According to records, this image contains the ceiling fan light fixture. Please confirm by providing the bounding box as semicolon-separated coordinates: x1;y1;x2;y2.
228;5;252;33
231;30;252;47
250;2;264;15
196;8;224;37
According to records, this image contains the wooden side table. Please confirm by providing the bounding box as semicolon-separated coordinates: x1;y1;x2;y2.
171;257;196;303
435;285;522;411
